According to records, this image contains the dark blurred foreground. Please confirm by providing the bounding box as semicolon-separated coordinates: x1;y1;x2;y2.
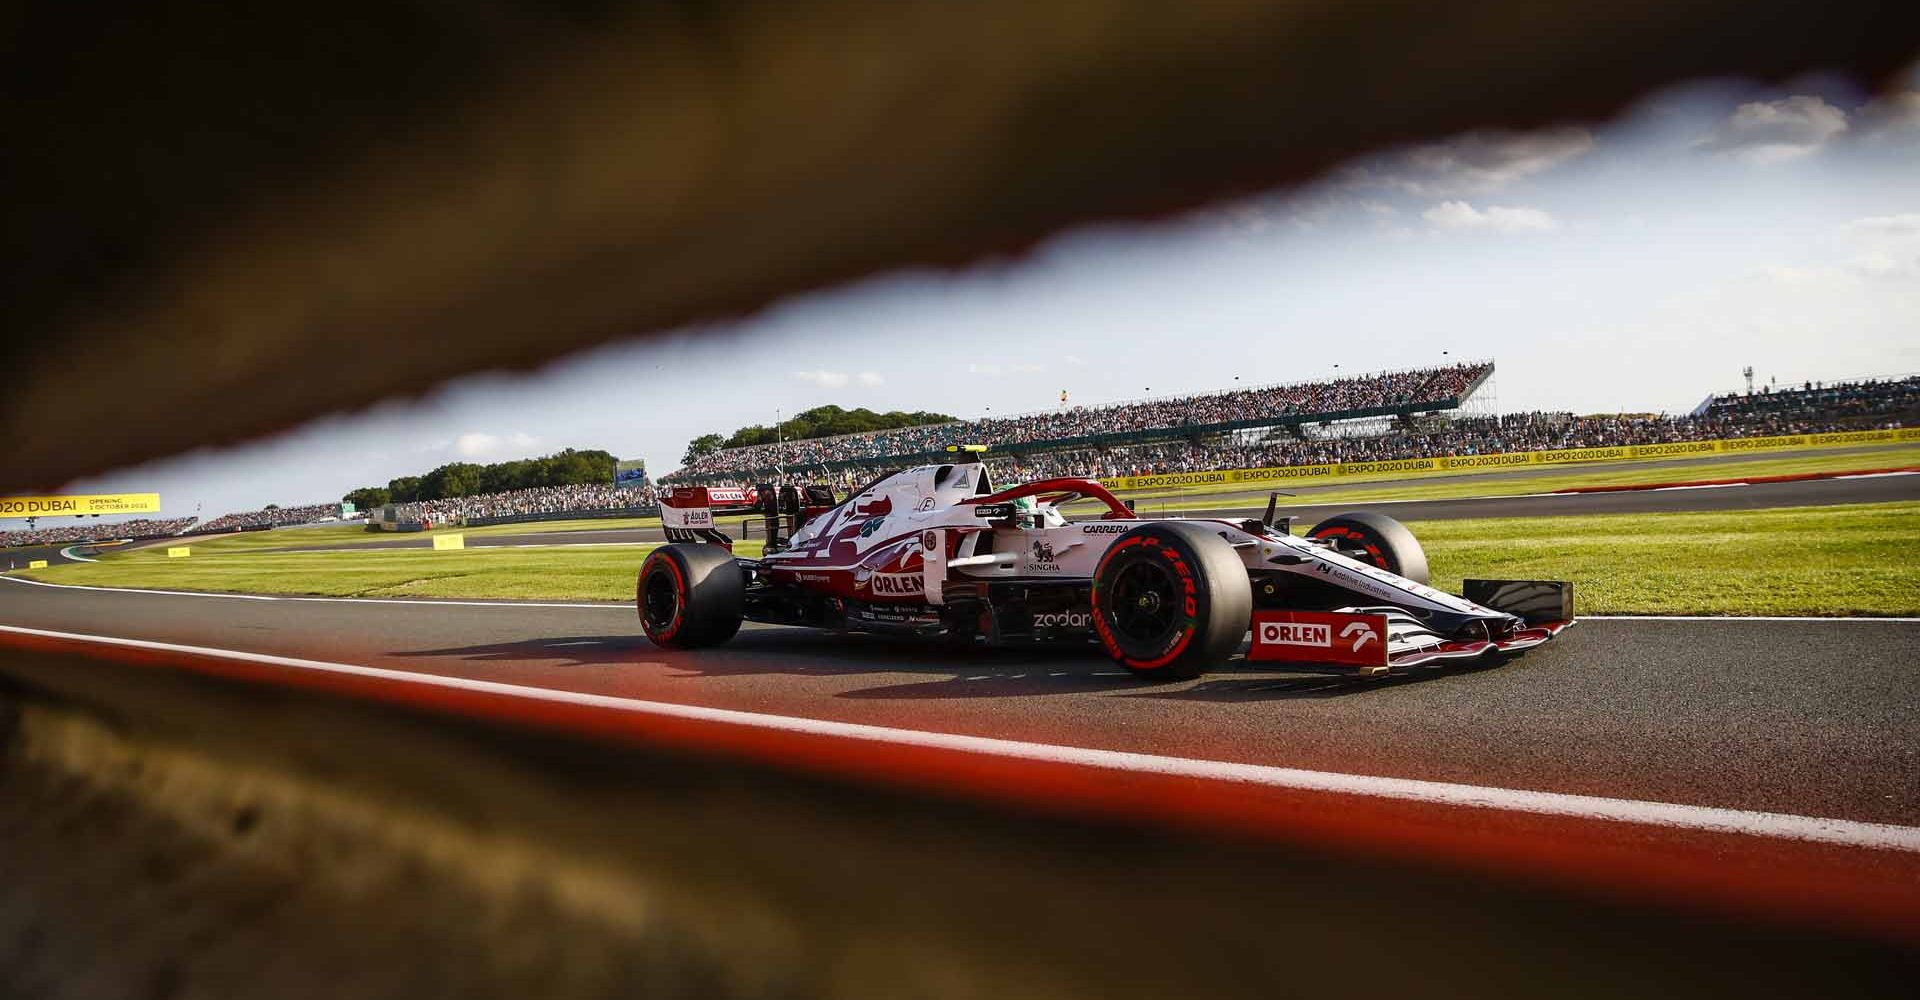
2;644;1915;999
5;4;1920;996
4;0;1918;492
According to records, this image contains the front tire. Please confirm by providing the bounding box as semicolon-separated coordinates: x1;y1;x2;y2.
638;544;745;648
1091;522;1252;680
1307;512;1430;585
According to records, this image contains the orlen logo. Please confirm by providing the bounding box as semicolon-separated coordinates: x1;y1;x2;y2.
868;572;924;596
1258;622;1331;647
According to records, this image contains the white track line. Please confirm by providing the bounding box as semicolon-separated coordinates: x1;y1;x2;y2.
57;546;98;563
5;575;1915;622
0;574;619;609
2;622;1916;854
271;541;655;554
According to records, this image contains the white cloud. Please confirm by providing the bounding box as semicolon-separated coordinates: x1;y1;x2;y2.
1698;95;1848;163
1843;212;1920;237
1837;213;1920;279
453;433;497;457
1753;212;1920;286
452;431;538;458
1758;264;1845;288
789;369;851;388
855;371;885;386
1422;200;1558;233
1063;354;1086;367
966;361;1047;376
1347;128;1593;197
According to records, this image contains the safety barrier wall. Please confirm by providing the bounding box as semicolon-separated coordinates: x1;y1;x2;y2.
1096;427;1920;491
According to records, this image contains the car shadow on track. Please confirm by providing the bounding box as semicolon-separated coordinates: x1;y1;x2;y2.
1124;656;1517;702
390;629;1138;697
392;634;664;668
390;629;1519;702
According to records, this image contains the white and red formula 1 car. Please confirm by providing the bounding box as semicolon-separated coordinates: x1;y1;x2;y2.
640;459;1572;679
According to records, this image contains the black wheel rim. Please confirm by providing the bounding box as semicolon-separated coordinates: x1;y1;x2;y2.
1108;558;1181;644
642;567;681;632
1318;529;1387;571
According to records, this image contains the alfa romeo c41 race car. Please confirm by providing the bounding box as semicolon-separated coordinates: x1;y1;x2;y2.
639;459;1572;679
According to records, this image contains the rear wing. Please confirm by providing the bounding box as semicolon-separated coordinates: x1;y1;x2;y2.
661;483;842;553
660;486;757;548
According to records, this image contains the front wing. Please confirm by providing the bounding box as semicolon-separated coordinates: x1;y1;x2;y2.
1249;583;1573;676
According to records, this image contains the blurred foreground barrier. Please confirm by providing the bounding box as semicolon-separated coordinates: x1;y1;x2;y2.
1;633;1915;999
4;1;1918;493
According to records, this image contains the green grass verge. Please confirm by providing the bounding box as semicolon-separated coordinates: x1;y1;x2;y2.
0;516;671;557
10;532;762;601
10;502;1915;615
1419;502;1918;617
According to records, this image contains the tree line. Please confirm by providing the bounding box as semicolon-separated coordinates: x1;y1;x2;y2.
342;448;618;510
682;405;954;465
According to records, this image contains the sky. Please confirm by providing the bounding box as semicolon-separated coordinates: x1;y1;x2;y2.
47;70;1920;521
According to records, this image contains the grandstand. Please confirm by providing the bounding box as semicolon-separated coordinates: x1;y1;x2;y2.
191;501;357;535
5;368;1908;549
1699;376;1919;425
385;483;660;526
670;362;1495;483
666;364;1917;489
1;517;197;549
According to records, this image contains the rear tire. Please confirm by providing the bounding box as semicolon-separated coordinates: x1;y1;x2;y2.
1307;512;1429;585
1091;522;1252;680
638;544;745;648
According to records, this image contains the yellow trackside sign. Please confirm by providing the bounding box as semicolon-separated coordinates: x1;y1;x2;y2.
28;560;48;569
0;493;162;518
432;533;465;551
167;547;191;558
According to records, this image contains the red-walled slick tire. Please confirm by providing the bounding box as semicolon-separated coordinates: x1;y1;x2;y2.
1307;512;1430;585
1091;521;1252;680
637;544;745;648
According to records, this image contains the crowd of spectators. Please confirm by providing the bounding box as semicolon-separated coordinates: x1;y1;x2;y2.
9;372;1906;547
980;401;1909;482
193;502;354;534
390;483;659;524
1704;377;1919;423
670;368;1914;488
3;517;197;549
670;362;1493;482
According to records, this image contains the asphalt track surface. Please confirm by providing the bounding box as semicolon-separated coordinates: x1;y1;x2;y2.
261;470;1919;552
3;574;1916;831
